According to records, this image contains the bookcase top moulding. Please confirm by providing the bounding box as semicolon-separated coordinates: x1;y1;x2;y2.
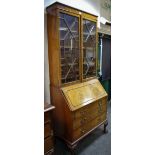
46;1;98;19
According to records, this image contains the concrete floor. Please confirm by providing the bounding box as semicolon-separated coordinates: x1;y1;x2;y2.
54;101;111;155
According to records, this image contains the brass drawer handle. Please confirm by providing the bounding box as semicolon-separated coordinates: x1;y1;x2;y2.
80;117;87;125
80;129;85;134
98;100;104;112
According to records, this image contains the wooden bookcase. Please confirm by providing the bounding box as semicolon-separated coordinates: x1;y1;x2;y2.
46;2;108;154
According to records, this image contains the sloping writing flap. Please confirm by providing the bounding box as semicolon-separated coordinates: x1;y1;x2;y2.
61;79;107;111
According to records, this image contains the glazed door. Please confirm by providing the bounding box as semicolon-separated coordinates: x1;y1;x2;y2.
59;12;80;84
82;19;97;79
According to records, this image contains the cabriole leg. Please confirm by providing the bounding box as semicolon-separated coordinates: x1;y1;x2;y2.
67;143;77;155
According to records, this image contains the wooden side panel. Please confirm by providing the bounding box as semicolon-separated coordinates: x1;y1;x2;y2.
47;10;60;86
50;86;65;136
50;86;73;142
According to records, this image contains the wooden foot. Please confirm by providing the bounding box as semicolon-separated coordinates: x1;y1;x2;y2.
67;143;77;155
70;149;75;155
103;120;108;134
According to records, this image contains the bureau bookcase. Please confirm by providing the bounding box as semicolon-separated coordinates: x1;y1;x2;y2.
46;2;108;154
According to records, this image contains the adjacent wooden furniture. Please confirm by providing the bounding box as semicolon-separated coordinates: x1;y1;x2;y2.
44;104;55;155
46;2;108;154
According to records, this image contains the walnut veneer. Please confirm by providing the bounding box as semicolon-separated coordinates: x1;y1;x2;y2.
46;2;108;154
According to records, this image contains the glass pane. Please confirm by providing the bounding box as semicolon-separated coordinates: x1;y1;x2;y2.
59;13;80;84
83;19;96;79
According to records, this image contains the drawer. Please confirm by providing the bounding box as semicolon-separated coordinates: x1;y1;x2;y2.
73;109;106;130
74;98;107;119
44;136;53;153
44;112;51;123
44;122;51;138
73;113;106;140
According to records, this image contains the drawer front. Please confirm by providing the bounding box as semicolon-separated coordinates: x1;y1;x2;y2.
73;98;107;129
74;98;107;119
44;122;51;138
73;113;106;140
44;136;53;153
73;109;106;130
44;112;50;123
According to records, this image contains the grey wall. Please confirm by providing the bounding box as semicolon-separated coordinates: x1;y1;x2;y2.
44;13;51;104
